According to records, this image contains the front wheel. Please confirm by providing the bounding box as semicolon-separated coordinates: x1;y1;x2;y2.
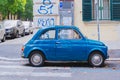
29;51;44;67
88;52;105;67
21;30;25;37
15;31;19;38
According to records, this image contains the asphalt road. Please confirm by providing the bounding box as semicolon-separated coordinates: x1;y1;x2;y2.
0;60;120;80
0;29;37;58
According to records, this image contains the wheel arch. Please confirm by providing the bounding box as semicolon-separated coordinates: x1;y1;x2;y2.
88;49;105;61
28;49;46;60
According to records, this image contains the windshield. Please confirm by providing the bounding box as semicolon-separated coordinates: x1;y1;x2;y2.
23;22;30;28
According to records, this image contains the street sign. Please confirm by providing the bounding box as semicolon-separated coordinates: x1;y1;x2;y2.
60;1;63;8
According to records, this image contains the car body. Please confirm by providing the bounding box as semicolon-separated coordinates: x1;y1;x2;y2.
3;20;25;38
22;21;33;35
0;22;6;42
21;26;109;67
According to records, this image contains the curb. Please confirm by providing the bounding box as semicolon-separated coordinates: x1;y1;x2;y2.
0;57;27;62
106;58;120;61
0;57;120;62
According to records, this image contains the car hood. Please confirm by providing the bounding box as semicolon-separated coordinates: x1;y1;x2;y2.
25;26;29;29
5;26;14;29
86;39;105;46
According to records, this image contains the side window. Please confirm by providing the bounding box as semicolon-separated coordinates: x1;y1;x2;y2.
18;21;23;27
17;21;21;27
40;29;55;40
58;29;80;39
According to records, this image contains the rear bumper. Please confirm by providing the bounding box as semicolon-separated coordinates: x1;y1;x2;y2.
21;51;26;58
107;55;109;59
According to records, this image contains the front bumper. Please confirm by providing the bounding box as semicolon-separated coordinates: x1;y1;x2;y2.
21;52;26;58
6;32;14;38
5;29;15;37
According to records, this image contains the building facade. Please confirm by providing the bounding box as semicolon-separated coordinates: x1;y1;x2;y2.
33;0;120;41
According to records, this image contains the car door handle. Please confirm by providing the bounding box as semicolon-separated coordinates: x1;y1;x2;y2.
56;42;61;44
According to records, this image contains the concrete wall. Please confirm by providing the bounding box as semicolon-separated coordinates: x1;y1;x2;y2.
74;0;120;42
33;0;59;28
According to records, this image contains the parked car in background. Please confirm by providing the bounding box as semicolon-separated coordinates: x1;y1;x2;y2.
22;21;33;35
21;26;109;67
0;23;6;42
3;20;25;38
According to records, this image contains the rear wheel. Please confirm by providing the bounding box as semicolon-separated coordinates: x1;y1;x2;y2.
1;35;6;42
88;52;104;67
29;51;44;67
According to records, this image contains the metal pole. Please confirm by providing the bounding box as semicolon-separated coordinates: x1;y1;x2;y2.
95;0;100;41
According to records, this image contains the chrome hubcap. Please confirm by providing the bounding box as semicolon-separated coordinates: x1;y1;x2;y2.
31;53;42;65
91;54;103;66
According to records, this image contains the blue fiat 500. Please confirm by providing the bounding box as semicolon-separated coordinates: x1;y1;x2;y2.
21;26;108;67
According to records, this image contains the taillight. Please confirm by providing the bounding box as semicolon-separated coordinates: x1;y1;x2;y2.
21;46;24;51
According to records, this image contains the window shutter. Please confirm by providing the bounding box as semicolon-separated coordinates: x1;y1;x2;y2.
111;0;120;20
82;0;92;21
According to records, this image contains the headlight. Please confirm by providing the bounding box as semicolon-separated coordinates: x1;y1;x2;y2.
100;42;105;46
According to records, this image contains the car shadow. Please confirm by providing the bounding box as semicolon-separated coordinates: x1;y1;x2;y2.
23;62;107;68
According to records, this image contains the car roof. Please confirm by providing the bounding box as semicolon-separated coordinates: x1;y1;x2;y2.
42;25;79;30
31;25;84;40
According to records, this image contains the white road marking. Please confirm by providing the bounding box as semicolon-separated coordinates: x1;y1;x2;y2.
0;61;71;77
0;65;70;70
0;72;71;77
0;57;26;61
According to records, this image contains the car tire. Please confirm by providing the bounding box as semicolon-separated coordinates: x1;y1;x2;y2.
28;31;30;35
15;31;19;38
31;31;33;34
88;52;105;67
21;30;25;37
1;35;6;42
29;51;45;67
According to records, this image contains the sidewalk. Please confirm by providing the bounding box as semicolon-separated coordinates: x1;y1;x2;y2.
104;40;120;58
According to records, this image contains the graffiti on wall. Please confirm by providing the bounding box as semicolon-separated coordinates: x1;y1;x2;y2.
34;0;58;28
33;0;56;4
38;0;54;14
37;17;55;27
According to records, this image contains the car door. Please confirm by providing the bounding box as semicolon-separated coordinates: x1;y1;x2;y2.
55;28;87;61
35;29;56;60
